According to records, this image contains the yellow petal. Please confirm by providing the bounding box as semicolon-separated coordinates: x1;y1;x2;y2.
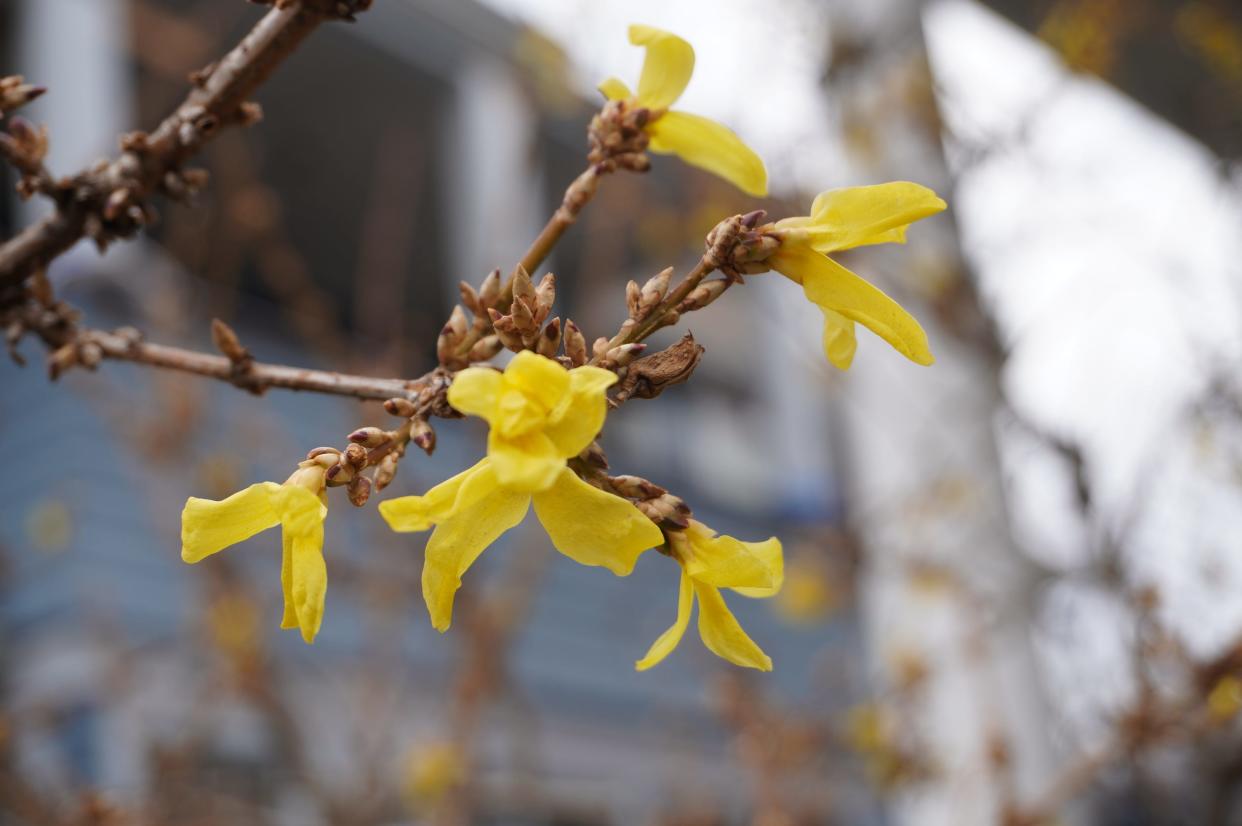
599;76;633;101
531;467;662;575
503;351;570;413
731;537;784;599
635;568;693;671
820;307;858;370
694;581;772;671
771;245;933;366
288;515;327;643
269;484;329;643
542;366;618;458
447;367;502;423
378;461;486;532
281;529;297;630
488;430;564;492
648;110;768;197
495;386;546;438
629;24;694;109
681;521;773;590
181;482;281;563
801;182;946;253
422;463;530;631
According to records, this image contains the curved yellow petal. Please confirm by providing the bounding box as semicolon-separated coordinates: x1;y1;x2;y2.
731;537;784;599
801;182;946;253
647;110;767;197
288;515;327;643
543;366;618;458
488;429;564;493
532;468;662;575
503;351;570;413
629;25;694;109
635;568;693;671
694;581;772;671
599;76;633;101
378;460;487;532
181;482;282;563
568;364;619;398
266;483;329;643
820;307;857;370
447;367;502;423
681;521;773;590
422;463;530;631
495;386;546;438
281;529;297;631
771;245;933;366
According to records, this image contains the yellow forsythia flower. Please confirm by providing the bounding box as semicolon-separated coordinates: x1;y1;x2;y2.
600;25;768;197
768;182;947;369
379;351;663;632
637;520;782;672
181;464;329;643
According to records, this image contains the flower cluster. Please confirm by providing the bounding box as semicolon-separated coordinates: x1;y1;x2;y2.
178;24;945;673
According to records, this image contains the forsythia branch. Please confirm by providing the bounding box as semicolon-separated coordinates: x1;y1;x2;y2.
0;0;372;290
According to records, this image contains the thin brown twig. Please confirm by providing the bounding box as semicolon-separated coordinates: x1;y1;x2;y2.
514;166;606;279
66;326;425;401
0;0;370;290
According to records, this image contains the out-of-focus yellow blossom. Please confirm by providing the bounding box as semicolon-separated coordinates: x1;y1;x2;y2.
207;591;263;664
599;25;767;197
774;556;839;625
637;520;782;672
1208;675;1242;724
26;499;72;553
181;464;329;643
766;182;946;369
379;351;663;632
402;741;465;807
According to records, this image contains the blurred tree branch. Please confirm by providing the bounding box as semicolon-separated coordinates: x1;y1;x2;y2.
0;0;373;290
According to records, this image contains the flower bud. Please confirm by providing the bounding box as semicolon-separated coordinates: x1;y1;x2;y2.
347;475;372;507
384;397;418;418
640;267;672;311
679;279;729;312
509;294;537;337
348;427;388;448
343;443;368;469
374;452;399;490
625;279;642;319
604;342;646;367
468;335;503;362
447;305;469;339
637;494;691;529
488;309;525;351
608;474;666;499
324;462;354;486
511;265;536;308
458;281;480;314
535;273;556;313
410;418;436;455
536;317;561;358
479;268;501;308
564;320;587;366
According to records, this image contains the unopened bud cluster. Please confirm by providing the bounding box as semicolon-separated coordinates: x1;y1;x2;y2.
709;209;782;277
587;99;653;172
597;470;691;529
488;265;557;354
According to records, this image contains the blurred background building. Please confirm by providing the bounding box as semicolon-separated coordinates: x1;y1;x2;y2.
2;0;1242;824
